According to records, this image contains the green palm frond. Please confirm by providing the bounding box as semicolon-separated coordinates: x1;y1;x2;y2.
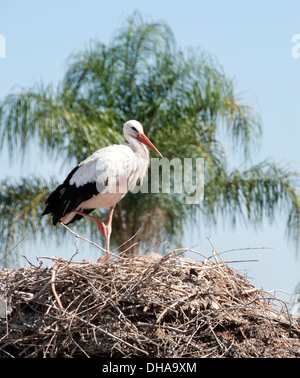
0;176;53;265
203;161;300;242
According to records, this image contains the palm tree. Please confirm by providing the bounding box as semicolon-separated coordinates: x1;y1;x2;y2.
0;12;299;263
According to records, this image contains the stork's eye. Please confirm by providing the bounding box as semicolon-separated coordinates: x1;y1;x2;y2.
131;126;138;133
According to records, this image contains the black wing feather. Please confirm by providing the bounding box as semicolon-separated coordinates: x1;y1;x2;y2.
42;165;99;225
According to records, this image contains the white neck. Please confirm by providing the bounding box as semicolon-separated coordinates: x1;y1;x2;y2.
128;136;149;160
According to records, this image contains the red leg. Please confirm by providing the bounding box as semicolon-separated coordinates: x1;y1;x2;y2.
75;207;115;262
75;210;107;237
105;206;115;256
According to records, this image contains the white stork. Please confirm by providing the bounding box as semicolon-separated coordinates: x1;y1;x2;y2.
42;120;163;261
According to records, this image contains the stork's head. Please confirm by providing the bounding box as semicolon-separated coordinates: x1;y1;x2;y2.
123;120;163;158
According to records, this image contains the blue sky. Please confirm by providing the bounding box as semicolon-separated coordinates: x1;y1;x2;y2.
1;0;300;302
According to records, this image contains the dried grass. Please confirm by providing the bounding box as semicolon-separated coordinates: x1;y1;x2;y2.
0;241;300;358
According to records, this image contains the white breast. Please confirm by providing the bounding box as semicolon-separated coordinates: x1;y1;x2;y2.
70;143;149;207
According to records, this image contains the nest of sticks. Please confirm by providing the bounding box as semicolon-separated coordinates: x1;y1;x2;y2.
0;245;300;358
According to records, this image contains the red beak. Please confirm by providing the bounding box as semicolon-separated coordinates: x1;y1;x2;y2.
137;134;163;158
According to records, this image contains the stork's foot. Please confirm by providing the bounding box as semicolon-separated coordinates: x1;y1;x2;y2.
95;220;107;237
97;253;110;263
